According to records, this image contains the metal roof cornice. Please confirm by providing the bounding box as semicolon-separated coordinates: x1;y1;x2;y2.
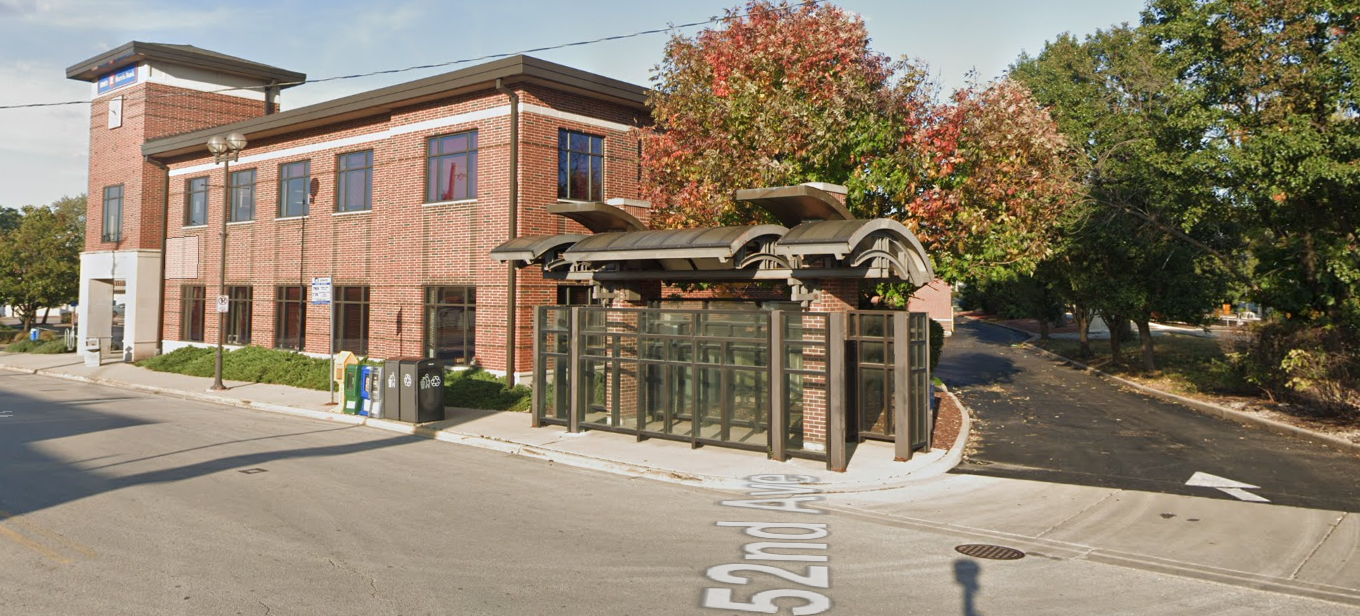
66;41;306;84
141;55;650;159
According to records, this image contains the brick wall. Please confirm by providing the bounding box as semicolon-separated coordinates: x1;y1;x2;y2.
88;81;271;253
153;82;646;373
907;279;954;333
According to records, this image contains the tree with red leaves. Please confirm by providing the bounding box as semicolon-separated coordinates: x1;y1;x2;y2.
640;1;1079;282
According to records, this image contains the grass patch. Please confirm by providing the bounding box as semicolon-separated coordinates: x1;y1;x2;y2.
1035;333;1254;398
137;345;331;390
444;367;531;412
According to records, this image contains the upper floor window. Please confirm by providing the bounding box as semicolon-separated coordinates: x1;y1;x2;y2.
185;176;209;226
337;150;373;212
101;184;123;242
558;129;603;201
278;160;310;218
426;131;477;202
230;169;256;222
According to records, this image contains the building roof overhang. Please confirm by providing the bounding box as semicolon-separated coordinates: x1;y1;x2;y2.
67;41;306;85
141;55;649;160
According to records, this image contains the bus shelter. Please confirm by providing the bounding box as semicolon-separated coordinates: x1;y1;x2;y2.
492;184;936;471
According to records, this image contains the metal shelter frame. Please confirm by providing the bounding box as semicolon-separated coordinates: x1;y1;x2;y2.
495;184;938;470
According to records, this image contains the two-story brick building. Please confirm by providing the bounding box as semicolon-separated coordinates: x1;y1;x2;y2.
68;43;648;382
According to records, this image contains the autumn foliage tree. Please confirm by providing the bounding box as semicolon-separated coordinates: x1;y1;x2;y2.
641;1;1078;282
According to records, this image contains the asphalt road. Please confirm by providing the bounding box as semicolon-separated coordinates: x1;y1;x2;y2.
938;319;1360;512
1;372;1353;615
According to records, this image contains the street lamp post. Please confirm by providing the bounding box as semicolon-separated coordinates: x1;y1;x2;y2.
206;132;247;392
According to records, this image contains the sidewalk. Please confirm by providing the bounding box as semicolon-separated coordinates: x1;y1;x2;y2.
0;351;965;494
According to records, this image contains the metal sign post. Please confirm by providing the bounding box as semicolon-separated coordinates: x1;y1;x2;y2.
312;277;334;404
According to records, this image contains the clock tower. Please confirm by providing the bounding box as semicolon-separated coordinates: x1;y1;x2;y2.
65;42;304;362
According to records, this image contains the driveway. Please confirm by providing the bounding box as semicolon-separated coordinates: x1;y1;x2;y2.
937;318;1360;512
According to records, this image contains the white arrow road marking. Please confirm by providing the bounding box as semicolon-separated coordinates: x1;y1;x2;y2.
1186;472;1270;502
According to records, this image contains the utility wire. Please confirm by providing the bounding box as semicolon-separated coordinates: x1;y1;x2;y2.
0;0;826;111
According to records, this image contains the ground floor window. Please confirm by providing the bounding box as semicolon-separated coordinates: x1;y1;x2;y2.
334;286;370;355
226;286;252;345
182;285;205;342
275;286;306;350
425;286;475;365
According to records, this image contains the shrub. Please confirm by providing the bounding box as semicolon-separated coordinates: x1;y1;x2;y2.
443;367;531;412
31;338;72;354
4;339;39;353
929;319;945;371
1237;322;1359;416
137;345;331;390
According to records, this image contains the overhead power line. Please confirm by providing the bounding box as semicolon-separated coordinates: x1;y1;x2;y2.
0;0;826;111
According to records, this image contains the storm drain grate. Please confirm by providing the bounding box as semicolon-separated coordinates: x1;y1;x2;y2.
238;468;268;475
955;544;1025;560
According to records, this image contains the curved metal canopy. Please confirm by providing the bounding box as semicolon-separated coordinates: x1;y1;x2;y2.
489;234;588;265
776;219;934;285
562;225;786;263
734;184;853;227
548;201;648;233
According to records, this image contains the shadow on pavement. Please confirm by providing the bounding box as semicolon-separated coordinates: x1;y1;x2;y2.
0;381;420;519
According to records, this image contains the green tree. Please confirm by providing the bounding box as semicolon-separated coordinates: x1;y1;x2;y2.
0;203;82;331
1012;25;1234;370
1144;0;1360;329
0;207;19;235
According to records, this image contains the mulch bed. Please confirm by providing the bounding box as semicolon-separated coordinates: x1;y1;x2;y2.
931;391;962;450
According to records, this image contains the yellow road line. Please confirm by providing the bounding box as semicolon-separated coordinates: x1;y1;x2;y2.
0;523;72;565
0;510;97;557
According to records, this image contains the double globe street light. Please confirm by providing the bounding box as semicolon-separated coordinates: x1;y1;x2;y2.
206;132;247;391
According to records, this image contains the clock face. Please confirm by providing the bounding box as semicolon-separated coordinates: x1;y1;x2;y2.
107;96;123;129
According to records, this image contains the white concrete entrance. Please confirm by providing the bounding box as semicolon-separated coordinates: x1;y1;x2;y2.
77;249;162;363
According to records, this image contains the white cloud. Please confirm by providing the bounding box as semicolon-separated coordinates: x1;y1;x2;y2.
22;0;232;31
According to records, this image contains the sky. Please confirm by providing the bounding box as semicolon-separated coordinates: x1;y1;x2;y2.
0;0;1148;210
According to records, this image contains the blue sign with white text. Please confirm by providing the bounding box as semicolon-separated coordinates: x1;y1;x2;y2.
97;65;138;95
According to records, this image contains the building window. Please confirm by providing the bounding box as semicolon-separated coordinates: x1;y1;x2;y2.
278;160;310;218
182;285;206;342
425;286;476;365
426;131;477;202
185;176;209;226
226;286;252;345
230;169;256;222
336;150;373;212
334;286;370;355
558;129;603;201
102;184;123;242
275;286;306;350
557;285;592;305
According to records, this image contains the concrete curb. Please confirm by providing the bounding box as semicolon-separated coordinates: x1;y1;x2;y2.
962;318;1360;456
935;389;972;473
0;360;970;494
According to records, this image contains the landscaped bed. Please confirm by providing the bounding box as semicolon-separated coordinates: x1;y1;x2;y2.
136;345;530;412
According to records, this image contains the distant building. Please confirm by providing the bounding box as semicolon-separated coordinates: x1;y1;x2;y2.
908;279;954;335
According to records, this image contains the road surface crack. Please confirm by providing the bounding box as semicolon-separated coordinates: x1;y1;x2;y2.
258;601;272;616
1036;489;1121;539
328;557;381;599
1289;512;1349;580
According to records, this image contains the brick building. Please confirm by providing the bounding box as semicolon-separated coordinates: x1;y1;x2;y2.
68;43;648;381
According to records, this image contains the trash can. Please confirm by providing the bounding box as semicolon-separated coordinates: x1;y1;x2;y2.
29;328;38;342
383;359;404;421
343;364;363;415
415;358;445;423
391;358;445;423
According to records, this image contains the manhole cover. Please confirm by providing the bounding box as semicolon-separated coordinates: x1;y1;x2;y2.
955;544;1025;560
238;468;268;475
